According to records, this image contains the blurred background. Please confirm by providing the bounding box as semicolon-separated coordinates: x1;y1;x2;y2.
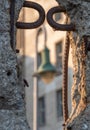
16;0;73;130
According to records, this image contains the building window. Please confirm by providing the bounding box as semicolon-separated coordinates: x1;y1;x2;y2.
37;52;41;68
38;96;46;126
56;90;63;119
55;42;62;72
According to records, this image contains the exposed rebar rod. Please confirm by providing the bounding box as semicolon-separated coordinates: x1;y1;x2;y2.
47;6;75;31
47;6;72;127
10;0;15;50
62;33;70;123
16;1;45;29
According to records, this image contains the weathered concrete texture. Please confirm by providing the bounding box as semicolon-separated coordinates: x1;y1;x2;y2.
0;110;30;130
56;0;90;130
86;38;90;102
56;0;90;37
67;105;90;130
66;35;90;130
0;0;10;32
0;0;30;129
0;32;24;109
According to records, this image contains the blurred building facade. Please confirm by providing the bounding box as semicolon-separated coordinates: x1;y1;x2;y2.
16;0;73;130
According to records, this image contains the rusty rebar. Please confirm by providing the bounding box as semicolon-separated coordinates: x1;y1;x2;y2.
10;0;15;50
62;33;70;123
47;6;73;126
16;1;45;29
47;6;75;31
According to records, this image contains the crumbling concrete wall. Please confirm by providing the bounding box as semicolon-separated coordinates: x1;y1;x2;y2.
56;0;90;130
0;0;30;129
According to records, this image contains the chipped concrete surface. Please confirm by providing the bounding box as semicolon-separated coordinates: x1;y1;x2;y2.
56;0;90;130
0;1;30;129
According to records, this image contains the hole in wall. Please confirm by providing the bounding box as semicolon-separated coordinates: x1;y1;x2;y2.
7;70;12;76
